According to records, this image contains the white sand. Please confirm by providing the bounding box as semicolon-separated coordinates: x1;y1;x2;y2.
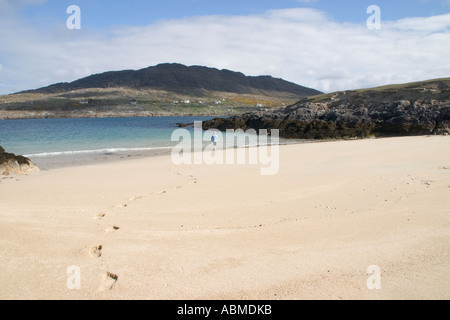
0;136;449;300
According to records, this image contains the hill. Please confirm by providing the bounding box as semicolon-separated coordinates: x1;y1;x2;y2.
0;64;322;119
24;63;321;97
202;78;450;138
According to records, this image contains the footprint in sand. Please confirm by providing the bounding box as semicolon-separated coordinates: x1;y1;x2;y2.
189;176;199;185
99;272;118;291
104;225;120;233
94;213;106;220
421;178;435;187
154;190;167;195
111;196;143;210
128;195;142;202
88;245;103;258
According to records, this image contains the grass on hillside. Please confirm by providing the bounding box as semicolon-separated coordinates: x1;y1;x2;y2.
0;87;298;116
308;78;450;103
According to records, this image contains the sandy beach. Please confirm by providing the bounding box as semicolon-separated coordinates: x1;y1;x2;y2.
0;136;449;300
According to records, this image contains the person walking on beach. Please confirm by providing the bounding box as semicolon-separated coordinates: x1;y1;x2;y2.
211;132;219;151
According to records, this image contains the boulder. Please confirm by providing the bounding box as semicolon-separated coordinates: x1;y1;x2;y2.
0;146;39;175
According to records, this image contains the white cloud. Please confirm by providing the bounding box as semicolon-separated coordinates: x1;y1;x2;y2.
388;14;450;32
0;7;449;95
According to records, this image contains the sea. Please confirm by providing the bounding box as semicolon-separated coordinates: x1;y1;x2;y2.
0;116;299;170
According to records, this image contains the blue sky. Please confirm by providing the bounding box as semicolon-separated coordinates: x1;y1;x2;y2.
20;0;450;27
1;0;449;94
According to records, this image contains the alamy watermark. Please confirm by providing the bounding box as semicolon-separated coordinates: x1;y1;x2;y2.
366;265;382;290
367;5;381;30
66;265;81;290
66;5;380;31
67;5;81;30
171;121;280;176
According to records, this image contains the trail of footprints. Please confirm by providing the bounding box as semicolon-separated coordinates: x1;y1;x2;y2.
87;171;199;292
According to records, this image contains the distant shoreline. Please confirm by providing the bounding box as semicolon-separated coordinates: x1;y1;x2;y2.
0;111;229;121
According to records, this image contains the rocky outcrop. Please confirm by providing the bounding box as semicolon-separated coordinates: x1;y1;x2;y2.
0;146;39;175
202;79;450;139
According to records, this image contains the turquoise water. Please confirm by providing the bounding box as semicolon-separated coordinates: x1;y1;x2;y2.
0;116;300;170
0;117;215;156
0;117;217;169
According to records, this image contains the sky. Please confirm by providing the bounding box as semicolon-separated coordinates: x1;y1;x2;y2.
0;0;449;95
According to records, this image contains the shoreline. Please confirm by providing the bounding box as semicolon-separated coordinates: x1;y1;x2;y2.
26;137;312;171
1;135;449;300
0;112;227;121
27;134;438;172
28;147;175;171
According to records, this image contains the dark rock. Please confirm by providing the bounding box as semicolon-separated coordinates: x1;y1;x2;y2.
0;146;39;175
176;122;194;128
202;78;450;139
